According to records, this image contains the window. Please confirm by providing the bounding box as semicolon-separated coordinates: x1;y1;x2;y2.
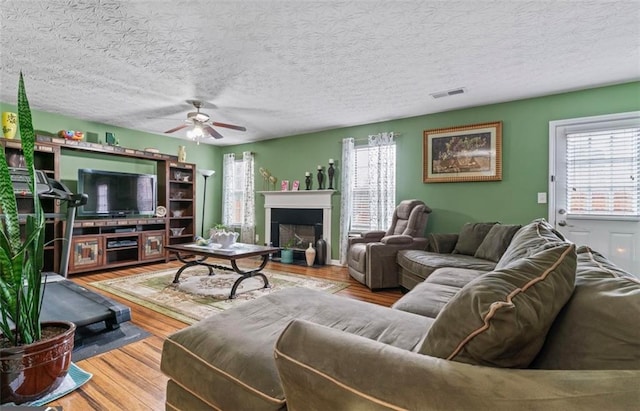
228;160;245;226
566;127;640;217
350;143;396;232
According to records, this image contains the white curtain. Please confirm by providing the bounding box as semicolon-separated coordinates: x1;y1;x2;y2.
240;151;255;244
221;153;236;228
339;138;355;264
368;132;396;230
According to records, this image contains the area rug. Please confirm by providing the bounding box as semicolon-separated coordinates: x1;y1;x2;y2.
89;267;349;324
17;363;92;407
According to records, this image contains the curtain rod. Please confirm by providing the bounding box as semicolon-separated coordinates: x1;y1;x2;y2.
339;133;401;143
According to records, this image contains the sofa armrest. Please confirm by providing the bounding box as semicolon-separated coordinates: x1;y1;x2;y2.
348;230;386;247
428;232;458;253
275;320;640;411
381;234;413;245
362;230;386;240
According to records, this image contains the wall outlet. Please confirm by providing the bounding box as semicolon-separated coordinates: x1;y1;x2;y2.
537;192;547;204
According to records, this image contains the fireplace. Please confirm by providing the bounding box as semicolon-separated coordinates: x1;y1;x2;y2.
271;208;322;262
261;190;335;264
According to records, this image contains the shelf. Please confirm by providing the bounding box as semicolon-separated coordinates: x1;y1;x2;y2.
106;245;138;252
3;138;61;273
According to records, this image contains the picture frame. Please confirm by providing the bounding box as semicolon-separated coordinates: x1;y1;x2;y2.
281;180;289;191
292;180;300;191
423;121;502;183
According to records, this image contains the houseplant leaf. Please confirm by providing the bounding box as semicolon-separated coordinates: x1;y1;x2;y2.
0;72;45;345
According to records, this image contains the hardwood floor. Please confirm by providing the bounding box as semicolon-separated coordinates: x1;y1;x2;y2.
48;260;403;410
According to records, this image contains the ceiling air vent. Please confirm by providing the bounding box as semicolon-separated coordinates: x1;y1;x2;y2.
430;87;466;99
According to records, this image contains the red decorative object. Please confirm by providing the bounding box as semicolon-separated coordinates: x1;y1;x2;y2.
0;321;76;405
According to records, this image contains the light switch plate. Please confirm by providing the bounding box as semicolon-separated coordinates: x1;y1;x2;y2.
537;192;547;204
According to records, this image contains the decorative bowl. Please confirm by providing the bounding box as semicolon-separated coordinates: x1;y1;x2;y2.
170;227;185;237
210;230;239;249
171;209;184;217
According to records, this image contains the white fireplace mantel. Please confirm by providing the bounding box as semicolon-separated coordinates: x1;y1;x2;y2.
260;190;335;263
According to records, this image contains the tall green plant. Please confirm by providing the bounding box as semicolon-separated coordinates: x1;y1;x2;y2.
0;73;46;346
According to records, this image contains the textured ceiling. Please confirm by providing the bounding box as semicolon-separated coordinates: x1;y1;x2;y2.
1;1;639;146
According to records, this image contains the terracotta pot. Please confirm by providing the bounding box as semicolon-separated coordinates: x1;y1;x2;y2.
1;321;76;405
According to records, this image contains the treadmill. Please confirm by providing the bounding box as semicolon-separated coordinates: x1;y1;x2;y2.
9;167;131;329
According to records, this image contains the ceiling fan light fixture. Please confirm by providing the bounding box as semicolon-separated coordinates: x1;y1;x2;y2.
187;123;205;141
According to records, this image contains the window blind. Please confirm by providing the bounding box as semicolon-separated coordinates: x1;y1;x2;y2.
566;127;640;217
350;144;396;231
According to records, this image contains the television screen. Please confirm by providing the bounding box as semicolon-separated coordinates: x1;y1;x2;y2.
78;169;157;217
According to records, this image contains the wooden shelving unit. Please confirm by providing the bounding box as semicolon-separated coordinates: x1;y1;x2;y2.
163;161;196;248
68;218;167;274
1;138;62;273
13;136;199;273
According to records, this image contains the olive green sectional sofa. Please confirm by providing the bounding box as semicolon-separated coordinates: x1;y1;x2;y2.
160;219;640;410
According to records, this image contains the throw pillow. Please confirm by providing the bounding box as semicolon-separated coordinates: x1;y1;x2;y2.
452;222;497;256
419;242;576;368
474;224;522;262
531;246;640;370
495;218;566;270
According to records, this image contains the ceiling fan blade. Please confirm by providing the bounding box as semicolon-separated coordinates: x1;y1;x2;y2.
204;125;224;139
164;124;189;134
211;121;247;132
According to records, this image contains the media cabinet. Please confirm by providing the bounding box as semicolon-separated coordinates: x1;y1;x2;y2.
2;136;198;275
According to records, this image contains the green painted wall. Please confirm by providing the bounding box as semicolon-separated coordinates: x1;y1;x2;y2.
224;81;640;259
4;81;639;261
0;101;221;231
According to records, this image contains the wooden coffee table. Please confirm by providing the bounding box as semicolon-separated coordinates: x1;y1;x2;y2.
165;243;280;299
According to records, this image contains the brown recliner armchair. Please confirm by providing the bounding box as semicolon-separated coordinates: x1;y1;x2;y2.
347;199;432;290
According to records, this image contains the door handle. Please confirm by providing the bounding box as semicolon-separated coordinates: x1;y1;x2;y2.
558;209;566;215
558;220;567;227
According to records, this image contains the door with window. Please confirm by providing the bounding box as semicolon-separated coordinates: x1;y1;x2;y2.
549;112;640;274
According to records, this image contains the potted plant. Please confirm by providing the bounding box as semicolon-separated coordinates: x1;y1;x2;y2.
280;238;295;264
0;73;76;405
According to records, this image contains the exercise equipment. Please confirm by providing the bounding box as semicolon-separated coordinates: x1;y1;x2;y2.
9;167;131;329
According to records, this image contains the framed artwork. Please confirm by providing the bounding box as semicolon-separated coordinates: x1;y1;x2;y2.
292;180;300;191
281;180;289;191
423;121;502;183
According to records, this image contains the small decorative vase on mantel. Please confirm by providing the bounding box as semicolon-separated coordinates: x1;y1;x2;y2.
178;145;187;162
305;243;316;267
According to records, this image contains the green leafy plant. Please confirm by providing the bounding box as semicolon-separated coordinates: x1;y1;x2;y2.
282;238;296;249
213;223;228;231
0;73;46;346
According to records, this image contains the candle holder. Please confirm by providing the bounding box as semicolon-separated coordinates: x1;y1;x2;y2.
305;173;312;190
317;166;325;190
328;162;335;190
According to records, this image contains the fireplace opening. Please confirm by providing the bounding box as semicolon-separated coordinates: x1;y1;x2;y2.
279;224;317;251
271;208;322;263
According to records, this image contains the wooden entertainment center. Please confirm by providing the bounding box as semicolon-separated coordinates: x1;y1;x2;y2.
1;136;197;275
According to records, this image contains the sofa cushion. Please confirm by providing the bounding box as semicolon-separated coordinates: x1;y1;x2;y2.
532;246;640;370
419;243;576;368
495;218;565;270
392;267;485;318
474;224;522;262
161;288;431;410
397;250;497;282
453;222;497;256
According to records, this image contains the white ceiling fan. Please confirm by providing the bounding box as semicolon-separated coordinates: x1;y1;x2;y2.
164;100;246;141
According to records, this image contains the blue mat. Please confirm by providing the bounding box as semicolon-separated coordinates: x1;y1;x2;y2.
26;363;92;406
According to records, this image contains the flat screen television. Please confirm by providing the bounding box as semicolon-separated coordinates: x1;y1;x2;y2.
77;169;157;217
